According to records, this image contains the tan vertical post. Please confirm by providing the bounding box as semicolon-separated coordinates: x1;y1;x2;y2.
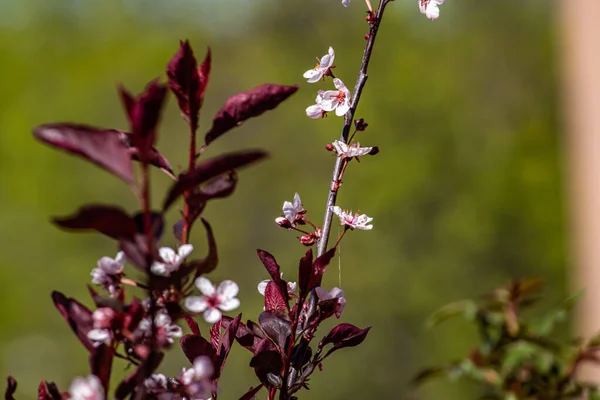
560;0;600;381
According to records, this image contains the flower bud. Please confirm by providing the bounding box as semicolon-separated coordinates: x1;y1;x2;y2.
325;143;335;152
368;146;379;156
354;118;368;131
299;234;317;246
275;216;292;229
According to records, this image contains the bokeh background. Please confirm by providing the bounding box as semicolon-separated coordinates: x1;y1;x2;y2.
0;0;569;398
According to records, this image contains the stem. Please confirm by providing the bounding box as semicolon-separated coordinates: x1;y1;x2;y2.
181;121;198;245
332;226;349;249
316;0;391;257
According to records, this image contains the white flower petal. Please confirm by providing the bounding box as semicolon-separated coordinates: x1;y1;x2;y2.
329;287;345;299
203;307;222;324
314;287;329;300
193;356;214;379
185;296;209;313
257;280;269;295
178;244;194;258
342;0;350;6
150;263;168;276
195;277;216;296
320;99;337;112
335;103;350;116
159;247;176;260
217;280;239;299
333;78;347;91
219;297;240;312
306;104;324;119
330;206;343;218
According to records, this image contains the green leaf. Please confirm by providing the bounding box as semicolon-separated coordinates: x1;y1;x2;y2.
426;300;478;328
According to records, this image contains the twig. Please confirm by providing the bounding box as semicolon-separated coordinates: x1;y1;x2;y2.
316;0;391;257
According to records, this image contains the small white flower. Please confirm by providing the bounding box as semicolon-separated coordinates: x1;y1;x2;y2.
136;312;183;344
419;0;445;20
342;0;350;6
257;273;297;296
321;78;351;117
315;287;347;318
151;244;194;276
330;206;373;230
87;307;115;347
180;356;214;385
306;90;327;119
69;375;104;400
184;277;240;323
144;373;168;390
303;47;335;83
91;251;125;291
331;140;373;159
282;192;304;225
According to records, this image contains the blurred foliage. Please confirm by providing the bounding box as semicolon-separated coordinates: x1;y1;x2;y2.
0;0;562;399
416;280;600;400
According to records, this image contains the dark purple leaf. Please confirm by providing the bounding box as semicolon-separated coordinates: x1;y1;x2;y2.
184;315;201;336
264;281;287;313
238;384;264;400
51;291;94;352
320;323;371;357
37;381;61;400
90;345;114;395
180;334;217;369
308;247;336;291
163;150;267;210
33;123;134;183
205;83;299;145
186;171;238;209
167;41;210;132
210;319;221;352
250;342;283;387
125;80;168;162
118;131;174;178
217;314;241;377
5;376;16;400
125;298;145;333
257;249;281;282
132;211;164;240
258;311;291;353
53;205;136;240
115;352;163;400
297;248;313;301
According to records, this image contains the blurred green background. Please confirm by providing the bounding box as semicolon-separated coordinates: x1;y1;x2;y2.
0;0;564;398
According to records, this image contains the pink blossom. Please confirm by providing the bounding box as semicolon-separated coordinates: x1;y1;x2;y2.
184;277;240;323
419;0;445;20
330;206;373;230
321;78;351;117
69;375;104;400
303;47;335;83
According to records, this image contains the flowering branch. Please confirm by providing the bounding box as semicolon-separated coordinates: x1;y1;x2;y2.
316;0;391;257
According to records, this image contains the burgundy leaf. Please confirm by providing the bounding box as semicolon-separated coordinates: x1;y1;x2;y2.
264;281;287;313
118;85;135;121
308;247;336;291
33;123;134;183
210;319;221;352
5;376;16;400
125;80;168;162
90;345;114;395
320;323;371;357
125;298;145;333
51;291;94;352
198;46;211;105
257;249;281;282
53;205;136;240
180;334;217;368
163;150;267;210
37;381;61;400
185;315;201;336
297;248;313;301
132;211;164;240
167;41;210;132
118;131;174;178
258;311;291;353
238;384;264;400
186;171;238;208
249;344;283;387
115;352;164;400
217;314;241;376
205;83;299;145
